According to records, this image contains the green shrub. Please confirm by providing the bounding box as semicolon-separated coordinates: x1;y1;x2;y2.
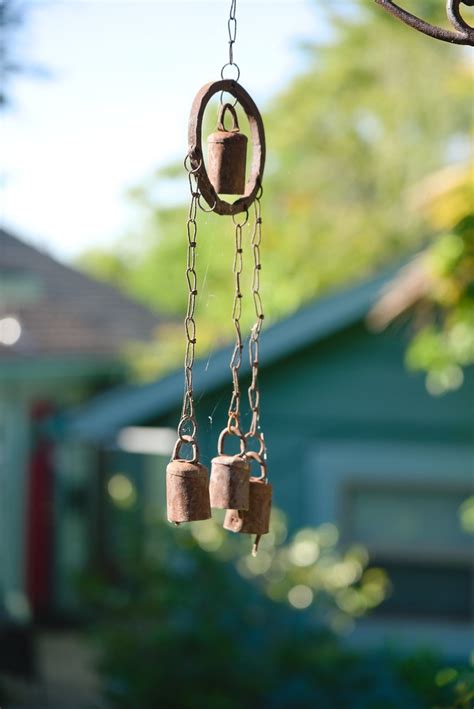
80;517;473;708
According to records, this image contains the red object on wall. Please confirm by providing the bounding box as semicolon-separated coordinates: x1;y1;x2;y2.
25;401;55;617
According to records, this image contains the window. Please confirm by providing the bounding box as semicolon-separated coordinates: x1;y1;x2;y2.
343;484;474;621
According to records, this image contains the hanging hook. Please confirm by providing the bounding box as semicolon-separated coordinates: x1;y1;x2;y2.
374;0;474;45
218;426;247;457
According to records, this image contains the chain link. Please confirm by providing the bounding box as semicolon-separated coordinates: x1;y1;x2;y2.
246;188;266;456
226;210;247;436
174;157;201;459
221;0;240;94
228;0;237;65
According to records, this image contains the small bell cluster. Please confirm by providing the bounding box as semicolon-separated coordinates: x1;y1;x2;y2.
166;435;272;554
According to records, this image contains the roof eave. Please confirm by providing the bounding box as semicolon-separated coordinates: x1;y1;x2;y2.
63;268;398;443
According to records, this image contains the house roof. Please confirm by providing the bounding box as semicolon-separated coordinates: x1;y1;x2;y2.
63;267;398;442
0;229;162;360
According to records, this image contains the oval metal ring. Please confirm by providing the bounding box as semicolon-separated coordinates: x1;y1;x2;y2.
177;416;197;441
245;449;268;481
188;79;266;216
218;425;246;456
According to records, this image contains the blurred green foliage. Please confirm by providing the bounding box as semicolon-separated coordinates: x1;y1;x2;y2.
182;510;390;631
75;1;473;381
459;496;474;534
99;504;391;633
80;512;474;708
404;168;474;395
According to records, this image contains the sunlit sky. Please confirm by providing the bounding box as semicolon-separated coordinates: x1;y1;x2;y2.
2;0;325;260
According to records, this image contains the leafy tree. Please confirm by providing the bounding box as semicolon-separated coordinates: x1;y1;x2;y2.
76;1;472;380
0;0;47;108
369;163;473;394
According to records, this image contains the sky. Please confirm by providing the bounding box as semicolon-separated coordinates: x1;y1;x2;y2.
2;0;324;261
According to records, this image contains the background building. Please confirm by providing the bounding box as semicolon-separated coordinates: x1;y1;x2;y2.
0;228;162;666
63;268;474;658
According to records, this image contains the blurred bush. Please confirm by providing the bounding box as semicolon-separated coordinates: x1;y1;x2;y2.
79;513;473;708
405;179;474;395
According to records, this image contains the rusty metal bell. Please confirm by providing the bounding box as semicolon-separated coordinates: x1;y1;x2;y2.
223;452;272;536
207;103;248;195
166;439;211;524
209;428;250;510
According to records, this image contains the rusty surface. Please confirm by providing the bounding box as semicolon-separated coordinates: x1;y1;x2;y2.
188;79;265;216
166;459;211;524
209;454;250;510
223;477;272;535
207;132;247;195
207;102;247;195
375;0;474;45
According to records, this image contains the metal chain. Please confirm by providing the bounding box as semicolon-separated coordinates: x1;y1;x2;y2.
228;0;237;65
174;156;201;459
226;210;248;436
246;188;266;457
221;0;240;86
247;189;266;557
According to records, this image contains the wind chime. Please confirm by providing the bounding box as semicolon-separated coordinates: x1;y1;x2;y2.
166;0;271;554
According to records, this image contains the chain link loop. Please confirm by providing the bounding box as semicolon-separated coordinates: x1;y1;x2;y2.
246;189;266;457
226;212;245;438
220;0;240;104
173;156;202;460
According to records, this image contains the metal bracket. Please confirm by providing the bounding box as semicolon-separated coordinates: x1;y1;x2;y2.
375;0;474;45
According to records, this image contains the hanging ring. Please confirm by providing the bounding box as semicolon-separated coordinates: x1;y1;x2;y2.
218;426;246;456
184;153;202;175
220;62;241;82
172;435;199;464
232;209;249;227
197;193;217;213
245;449;268;481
